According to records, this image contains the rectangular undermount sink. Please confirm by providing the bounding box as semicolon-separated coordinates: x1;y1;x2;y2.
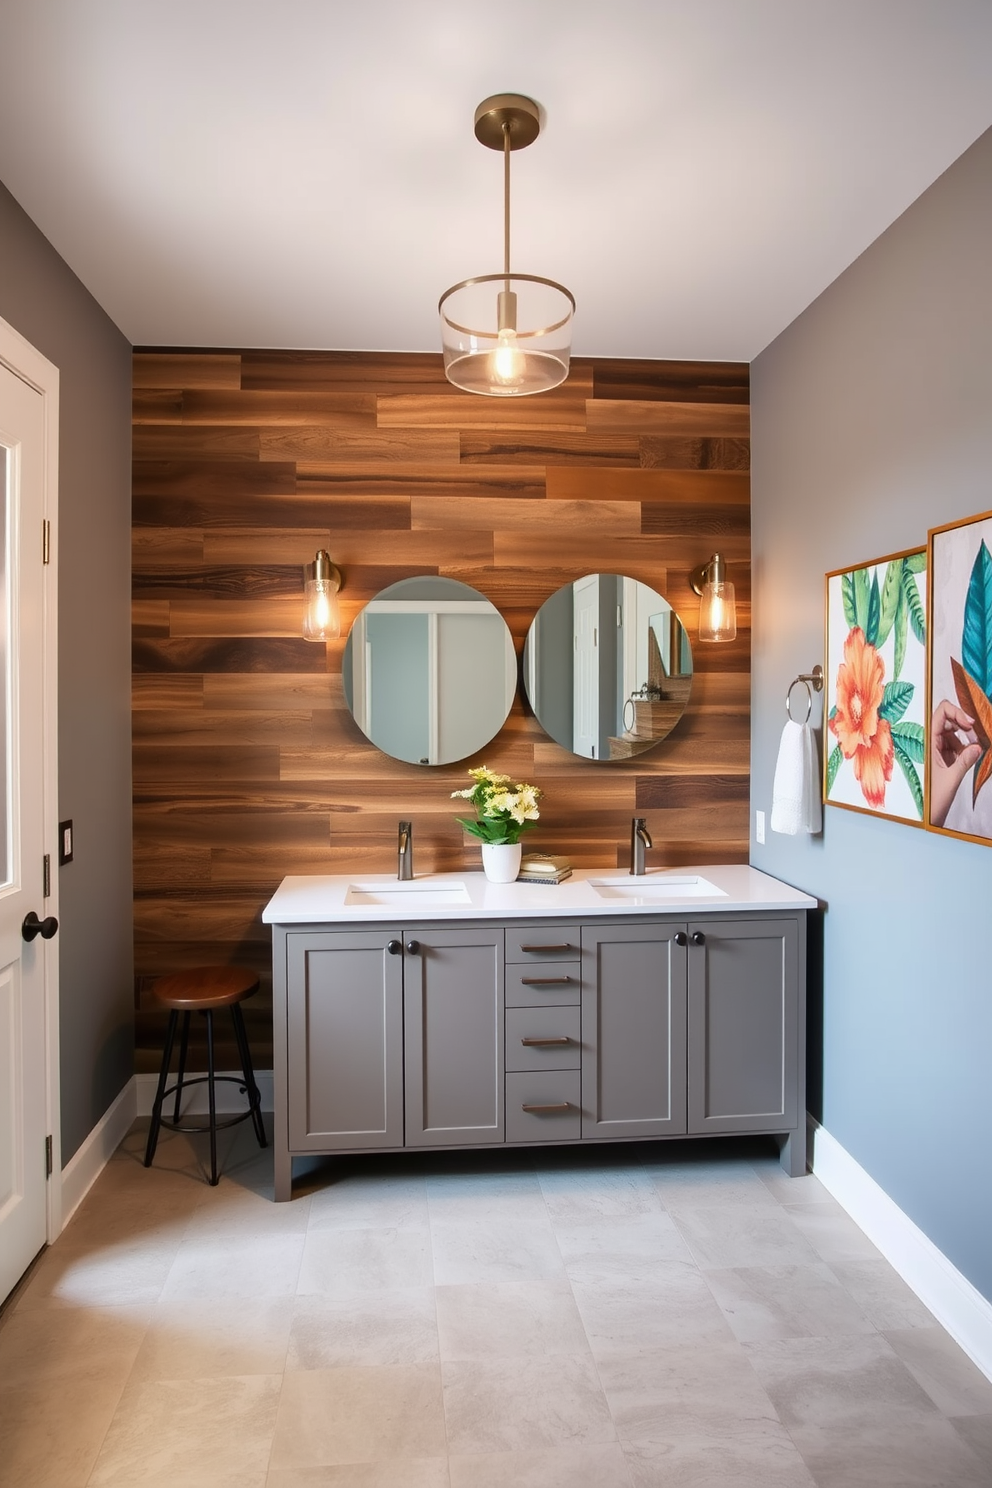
344;880;472;907
589;875;727;901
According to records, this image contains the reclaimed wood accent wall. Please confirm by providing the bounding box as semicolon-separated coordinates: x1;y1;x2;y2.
133;351;750;1071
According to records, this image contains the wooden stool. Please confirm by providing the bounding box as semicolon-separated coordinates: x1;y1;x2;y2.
143;966;267;1185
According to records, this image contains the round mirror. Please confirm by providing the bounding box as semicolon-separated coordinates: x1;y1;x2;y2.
342;576;516;766
522;574;693;761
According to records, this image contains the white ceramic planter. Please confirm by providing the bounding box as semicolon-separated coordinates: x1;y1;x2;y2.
481;842;522;884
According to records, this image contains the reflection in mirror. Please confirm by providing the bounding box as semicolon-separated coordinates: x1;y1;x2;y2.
342;577;516;766
523;574;693;761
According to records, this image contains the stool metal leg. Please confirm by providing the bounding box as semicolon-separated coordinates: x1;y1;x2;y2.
205;1009;219;1185
173;1012;191;1124
144;1009;179;1168
231;1002;267;1149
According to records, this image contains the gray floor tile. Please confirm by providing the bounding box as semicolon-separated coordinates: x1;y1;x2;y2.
597;1340;781;1443
884;1325;992;1416
442;1354;616;1453
796;1413;992;1487
288;1287;439;1368
952;1414;992;1474
623;1420;817;1487
435;1278;588;1360
828;1257;937;1330
448;1443;631;1487
704;1261;876;1342
670;1202;819;1270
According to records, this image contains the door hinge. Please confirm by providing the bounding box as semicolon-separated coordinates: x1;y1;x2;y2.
45;1135;53;1177
43;520;51;565
43;854;51;898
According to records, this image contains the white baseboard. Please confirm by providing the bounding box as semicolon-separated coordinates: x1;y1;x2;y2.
134;1069;274;1117
810;1119;992;1383
60;1077;138;1230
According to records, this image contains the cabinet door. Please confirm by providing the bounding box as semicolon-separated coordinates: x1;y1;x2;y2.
687;917;798;1134
404;927;504;1146
286;930;403;1151
581;923;687;1140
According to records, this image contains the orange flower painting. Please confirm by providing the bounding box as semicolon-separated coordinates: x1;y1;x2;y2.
825;551;927;824
828;628;894;808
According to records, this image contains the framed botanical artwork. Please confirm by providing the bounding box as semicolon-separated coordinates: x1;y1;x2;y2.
927;509;992;845
824;548;927;825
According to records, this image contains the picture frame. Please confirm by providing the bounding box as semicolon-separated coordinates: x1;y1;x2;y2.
824;547;927;825
927;508;992;845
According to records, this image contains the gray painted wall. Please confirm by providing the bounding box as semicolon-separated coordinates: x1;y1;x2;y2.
0;180;134;1165
751;128;992;1302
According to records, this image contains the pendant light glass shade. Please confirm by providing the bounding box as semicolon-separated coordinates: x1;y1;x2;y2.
303;549;342;641
440;94;574;398
691;553;737;644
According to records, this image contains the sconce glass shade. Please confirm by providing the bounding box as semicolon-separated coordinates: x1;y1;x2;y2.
698;579;737;643
439;273;575;397
303;549;342;641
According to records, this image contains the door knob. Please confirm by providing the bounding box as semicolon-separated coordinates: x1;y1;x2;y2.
673;932;687;947
405;940;420;955
691;931;706;946
22;911;59;942
387;940;402;956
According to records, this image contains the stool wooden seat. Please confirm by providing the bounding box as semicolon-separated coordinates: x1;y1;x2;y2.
143;965;267;1185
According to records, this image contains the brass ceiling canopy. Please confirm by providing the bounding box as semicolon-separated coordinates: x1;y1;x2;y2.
439;93;574;397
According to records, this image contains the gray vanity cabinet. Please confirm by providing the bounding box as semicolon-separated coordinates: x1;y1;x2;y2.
687;917;801;1136
285;929;403;1152
580;922;688;1140
403;926;504;1148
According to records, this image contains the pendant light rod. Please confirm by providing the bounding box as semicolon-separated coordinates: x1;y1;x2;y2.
503;121;511;279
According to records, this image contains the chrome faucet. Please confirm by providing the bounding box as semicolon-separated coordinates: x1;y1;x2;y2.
630;817;653;876
397;821;413;881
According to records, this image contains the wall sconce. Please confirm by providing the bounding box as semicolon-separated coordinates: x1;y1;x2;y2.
303;549;342;641
690;553;737;643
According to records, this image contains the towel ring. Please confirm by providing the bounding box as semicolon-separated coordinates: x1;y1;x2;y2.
787;678;813;725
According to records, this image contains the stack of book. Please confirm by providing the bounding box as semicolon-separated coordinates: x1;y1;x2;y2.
517;854;572;885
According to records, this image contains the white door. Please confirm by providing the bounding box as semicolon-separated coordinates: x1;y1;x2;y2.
0;350;57;1303
573;574;599;759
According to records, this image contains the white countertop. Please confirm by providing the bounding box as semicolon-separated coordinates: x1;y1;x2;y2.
262;865;817;925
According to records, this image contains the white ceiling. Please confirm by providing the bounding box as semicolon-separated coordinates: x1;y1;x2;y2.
0;1;990;361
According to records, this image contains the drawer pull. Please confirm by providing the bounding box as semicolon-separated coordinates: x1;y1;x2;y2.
520;975;572;986
521;1101;572;1114
520;944;573;953
521;1035;571;1046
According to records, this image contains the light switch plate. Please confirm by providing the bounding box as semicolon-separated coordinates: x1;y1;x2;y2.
58;819;73;865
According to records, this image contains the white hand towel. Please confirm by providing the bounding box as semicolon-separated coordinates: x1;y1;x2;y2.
770;720;805;835
802;723;822;834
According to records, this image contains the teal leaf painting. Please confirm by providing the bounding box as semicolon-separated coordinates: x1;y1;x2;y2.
879;680;913;724
904;569;926;647
866;572;881;646
892;738;924;819
893;580;908;680
853;566;870;632
962;540;992;696
826;744;843;793
890;721;925;763
841;573;857;629
876;560;903;649
905;550;927;574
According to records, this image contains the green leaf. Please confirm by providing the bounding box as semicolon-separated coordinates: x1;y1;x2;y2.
904;569;926;648
890;721;925;762
962;539;992;697
853;566;871;632
876;561;903;649
879;680;913;723
841;573;858;628
826;744;843;794
866;571;881;646
893;580;907;680
828;705;837;721
893;738;925;819
905;549;927;574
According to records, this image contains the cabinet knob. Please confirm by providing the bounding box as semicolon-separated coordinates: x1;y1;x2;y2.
673;932;687;947
386;940;402;956
406;939;420;955
691;931;706;946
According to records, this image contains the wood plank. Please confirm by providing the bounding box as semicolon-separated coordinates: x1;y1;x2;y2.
134;490;410;531
377;381;591;433
640;504;750;540
296;463;547;501
634;774;750;808
206;529;494;569
133;529;206;568
132;744;281;783
132;600;170;638
410;497;639;536
133;460;298;498
640;436;750;472
258;428;459;463
133;566;305;600
132;808;331;850
591;359;749;403
202;674;337;710
547;467;749;505
242;349;448;391
133;710;314;746
132;675;204;711
133;353;242;390
180;390;377;426
167;598;313;638
133;637;328;673
586;401;751;437
133;426;260;461
133;389;183;424
459;432;639;466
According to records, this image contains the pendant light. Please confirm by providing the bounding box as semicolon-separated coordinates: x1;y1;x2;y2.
439;94;575;397
303;549;342;641
691;553;737;643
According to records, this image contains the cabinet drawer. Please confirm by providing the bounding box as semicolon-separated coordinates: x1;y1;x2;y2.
505;1071;581;1143
505;963;580;1007
505;927;580;963
506;1007;581;1072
